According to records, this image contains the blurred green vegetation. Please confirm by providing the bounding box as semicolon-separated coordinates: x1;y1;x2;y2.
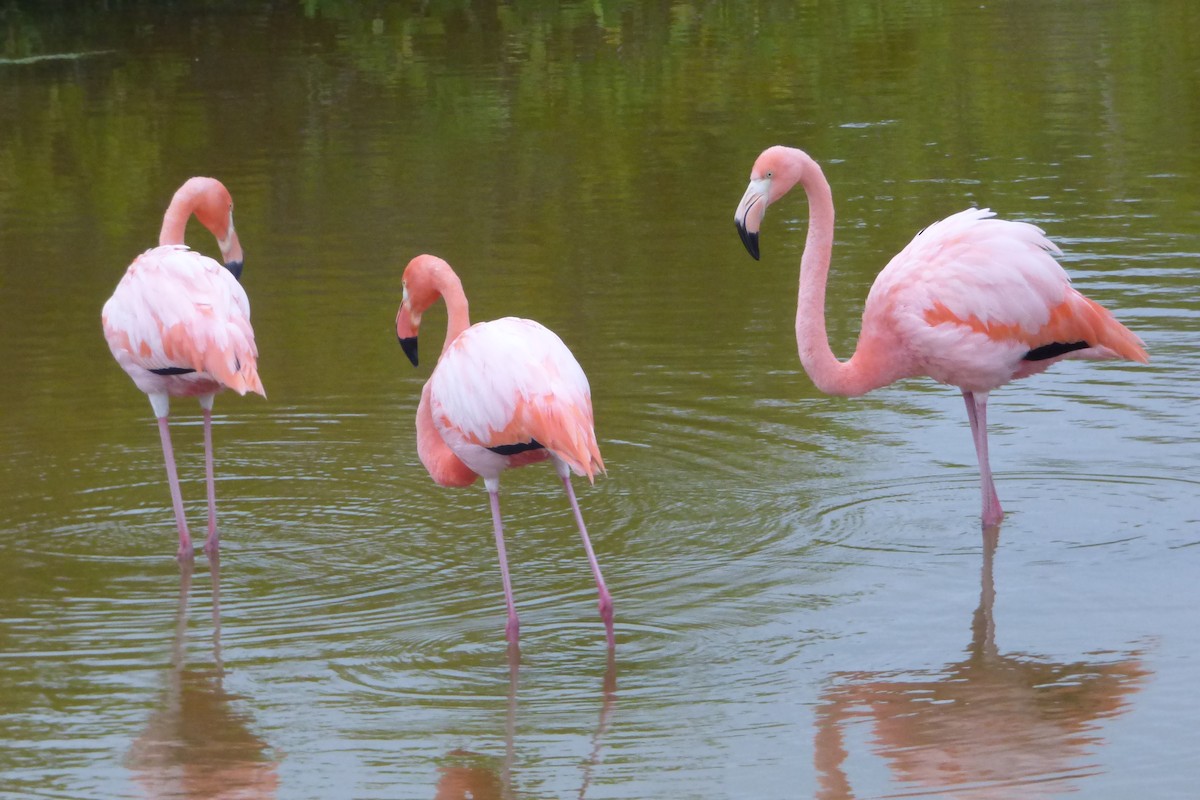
1;0;1197;433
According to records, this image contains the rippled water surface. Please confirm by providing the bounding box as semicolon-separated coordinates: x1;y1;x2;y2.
2;2;1198;798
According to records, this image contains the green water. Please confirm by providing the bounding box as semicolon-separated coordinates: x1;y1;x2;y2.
1;2;1197;798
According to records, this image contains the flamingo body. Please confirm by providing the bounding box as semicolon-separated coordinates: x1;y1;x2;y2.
397;254;614;648
427;316;604;482
102;177;263;560
858;207;1147;394
103;245;261;400
734;146;1147;526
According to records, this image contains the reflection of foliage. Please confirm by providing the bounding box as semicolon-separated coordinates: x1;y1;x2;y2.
1;3;43;60
1;0;1196;421
4;1;1195;256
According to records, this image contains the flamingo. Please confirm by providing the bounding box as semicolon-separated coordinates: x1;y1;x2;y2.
102;177;264;561
734;146;1148;526
395;254;614;648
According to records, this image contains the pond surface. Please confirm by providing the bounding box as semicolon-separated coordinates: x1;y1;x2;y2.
1;2;1198;798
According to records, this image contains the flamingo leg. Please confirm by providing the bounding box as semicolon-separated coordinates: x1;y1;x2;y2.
155;415;194;561
555;461;615;649
486;478;521;643
199;395;219;557
962;390;1003;527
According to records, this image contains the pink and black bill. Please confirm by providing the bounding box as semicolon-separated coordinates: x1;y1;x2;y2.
399;335;419;366
736;217;761;260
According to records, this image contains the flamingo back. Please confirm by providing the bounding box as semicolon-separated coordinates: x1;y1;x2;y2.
863;208;1147;391
428;317;604;481
102;245;263;398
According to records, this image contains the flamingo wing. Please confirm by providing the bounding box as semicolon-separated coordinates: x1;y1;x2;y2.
428;317;604;480
102;245;263;396
864;208;1147;391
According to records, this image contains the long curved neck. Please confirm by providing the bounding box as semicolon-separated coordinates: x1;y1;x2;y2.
414;265;479;488
796;158;880;398
433;269;471;355
159;192;195;246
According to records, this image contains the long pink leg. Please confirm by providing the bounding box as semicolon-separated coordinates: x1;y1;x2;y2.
962;390;1003;527
557;463;615;649
200;396;219;556
156;415;194;561
486;478;521;643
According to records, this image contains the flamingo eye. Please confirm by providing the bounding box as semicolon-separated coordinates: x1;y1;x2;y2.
766;170;774;178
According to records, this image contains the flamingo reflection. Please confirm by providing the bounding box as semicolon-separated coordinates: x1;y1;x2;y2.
815;530;1148;799
434;646;617;799
127;556;279;798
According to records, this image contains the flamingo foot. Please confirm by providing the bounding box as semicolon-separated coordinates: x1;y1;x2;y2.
176;541;195;563
598;593;615;649
980;473;1004;528
504;613;521;644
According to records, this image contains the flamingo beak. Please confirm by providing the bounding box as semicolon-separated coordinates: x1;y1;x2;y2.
396;295;422;366
734;178;770;261
399;336;419;367
219;212;245;281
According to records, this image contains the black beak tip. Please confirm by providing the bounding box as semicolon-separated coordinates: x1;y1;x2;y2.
398;336;419;367
735;223;761;261
224;260;244;281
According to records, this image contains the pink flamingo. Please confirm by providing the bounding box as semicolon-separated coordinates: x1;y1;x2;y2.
734;146;1148;526
102;177;264;561
395;254;614;648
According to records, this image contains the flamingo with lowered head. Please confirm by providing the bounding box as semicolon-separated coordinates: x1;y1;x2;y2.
396;254;614;648
734;146;1147;526
102;177;264;561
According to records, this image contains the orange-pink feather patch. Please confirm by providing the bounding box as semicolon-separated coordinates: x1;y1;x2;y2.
452;394;605;482
923;294;1148;363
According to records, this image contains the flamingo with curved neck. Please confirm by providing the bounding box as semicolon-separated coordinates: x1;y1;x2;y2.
734;146;1148;527
158;177;245;279
396;254;614;648
102;177;263;560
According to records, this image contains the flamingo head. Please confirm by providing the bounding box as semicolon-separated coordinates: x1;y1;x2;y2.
734;145;808;260
396;287;423;367
396;253;455;367
171;177;245;279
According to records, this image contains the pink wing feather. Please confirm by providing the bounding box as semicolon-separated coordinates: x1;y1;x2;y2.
102;245;263;397
428;317;604;481
861;209;1146;392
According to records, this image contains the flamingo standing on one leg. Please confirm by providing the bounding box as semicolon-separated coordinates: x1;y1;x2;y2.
102;177;265;561
395;254;614;648
733;146;1148;526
